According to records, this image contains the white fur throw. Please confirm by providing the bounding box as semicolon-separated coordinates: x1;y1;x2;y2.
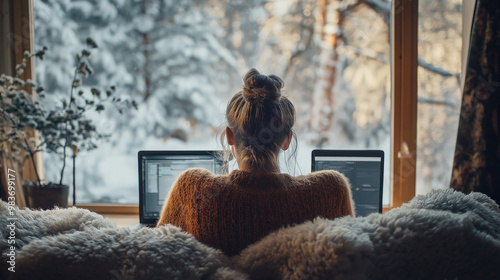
1;189;499;280
0;202;116;252
0;203;245;280
233;189;500;280
11;226;245;280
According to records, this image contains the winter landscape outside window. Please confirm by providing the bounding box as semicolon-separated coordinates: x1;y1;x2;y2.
31;0;461;206
416;0;462;195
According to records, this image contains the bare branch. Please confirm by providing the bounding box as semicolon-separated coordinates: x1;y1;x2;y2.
418;96;459;108
359;0;461;83
24;138;42;186
342;45;390;64
284;24;314;77
362;0;391;24
418;57;461;83
364;0;391;13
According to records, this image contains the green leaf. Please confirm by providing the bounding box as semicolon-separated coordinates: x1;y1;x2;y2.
96;104;105;112
73;79;82;88
36;87;44;93
86;38;98;49
35;50;46;60
82;49;91;57
85;64;93;76
78;90;84;96
91;88;101;97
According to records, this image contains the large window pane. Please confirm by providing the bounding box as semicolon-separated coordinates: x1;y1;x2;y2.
34;0;391;204
417;0;462;194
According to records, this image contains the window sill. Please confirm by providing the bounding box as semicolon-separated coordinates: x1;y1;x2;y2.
101;213;139;227
382;206;395;213
76;203;139;214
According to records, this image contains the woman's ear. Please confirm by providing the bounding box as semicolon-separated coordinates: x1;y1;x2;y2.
226;127;235;145
282;133;293;151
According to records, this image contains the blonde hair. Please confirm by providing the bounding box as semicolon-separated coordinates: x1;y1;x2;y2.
220;68;297;172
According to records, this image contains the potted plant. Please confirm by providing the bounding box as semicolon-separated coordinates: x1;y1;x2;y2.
0;38;137;209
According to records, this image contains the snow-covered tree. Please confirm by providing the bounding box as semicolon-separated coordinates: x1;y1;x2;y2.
34;0;241;202
35;0;240;145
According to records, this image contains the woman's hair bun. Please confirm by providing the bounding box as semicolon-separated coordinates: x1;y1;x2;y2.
242;68;283;104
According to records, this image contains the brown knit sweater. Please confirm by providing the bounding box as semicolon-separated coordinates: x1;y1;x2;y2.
156;168;354;256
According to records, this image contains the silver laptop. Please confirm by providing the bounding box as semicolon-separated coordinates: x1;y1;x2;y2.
137;150;223;227
312;150;384;217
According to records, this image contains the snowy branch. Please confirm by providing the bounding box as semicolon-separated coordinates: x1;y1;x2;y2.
362;0;391;24
364;0;391;13
343;1;460;84
417;96;459;108
418;57;461;83
284;24;314;77
346;45;460;83
342;45;389;64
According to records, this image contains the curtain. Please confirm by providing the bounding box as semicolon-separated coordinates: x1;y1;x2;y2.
450;0;500;205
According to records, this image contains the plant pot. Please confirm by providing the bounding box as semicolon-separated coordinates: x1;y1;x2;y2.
23;183;69;210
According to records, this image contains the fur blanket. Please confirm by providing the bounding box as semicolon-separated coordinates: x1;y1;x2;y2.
234;189;500;280
0;202;244;280
1;189;499;280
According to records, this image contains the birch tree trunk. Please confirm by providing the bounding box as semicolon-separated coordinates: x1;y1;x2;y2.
309;0;344;145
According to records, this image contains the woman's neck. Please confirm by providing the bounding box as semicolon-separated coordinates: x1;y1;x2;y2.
237;158;281;174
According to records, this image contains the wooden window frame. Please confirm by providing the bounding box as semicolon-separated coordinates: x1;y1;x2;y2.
2;0;44;183
8;0;419;214
384;0;418;212
1;0;40;208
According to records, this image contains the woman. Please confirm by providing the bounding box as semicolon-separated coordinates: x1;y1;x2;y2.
157;68;354;256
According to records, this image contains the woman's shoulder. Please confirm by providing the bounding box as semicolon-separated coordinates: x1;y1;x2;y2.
176;168;233;187
300;170;350;189
180;167;216;177
177;168;220;183
170;168;226;198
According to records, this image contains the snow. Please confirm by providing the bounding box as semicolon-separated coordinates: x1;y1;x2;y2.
68;1;93;18
133;16;155;33
97;0;118;20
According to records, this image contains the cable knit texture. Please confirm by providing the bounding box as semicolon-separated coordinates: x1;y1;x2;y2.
156;168;354;256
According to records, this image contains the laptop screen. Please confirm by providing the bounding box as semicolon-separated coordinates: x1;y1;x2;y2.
138;151;223;224
312;150;384;217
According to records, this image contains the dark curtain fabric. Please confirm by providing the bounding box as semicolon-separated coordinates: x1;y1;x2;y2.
450;0;500;205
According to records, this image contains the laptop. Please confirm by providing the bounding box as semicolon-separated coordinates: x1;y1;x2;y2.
312;150;384;217
136;150;223;228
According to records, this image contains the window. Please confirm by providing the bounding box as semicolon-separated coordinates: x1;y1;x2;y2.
5;0;464;211
32;0;394;206
416;0;462;195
